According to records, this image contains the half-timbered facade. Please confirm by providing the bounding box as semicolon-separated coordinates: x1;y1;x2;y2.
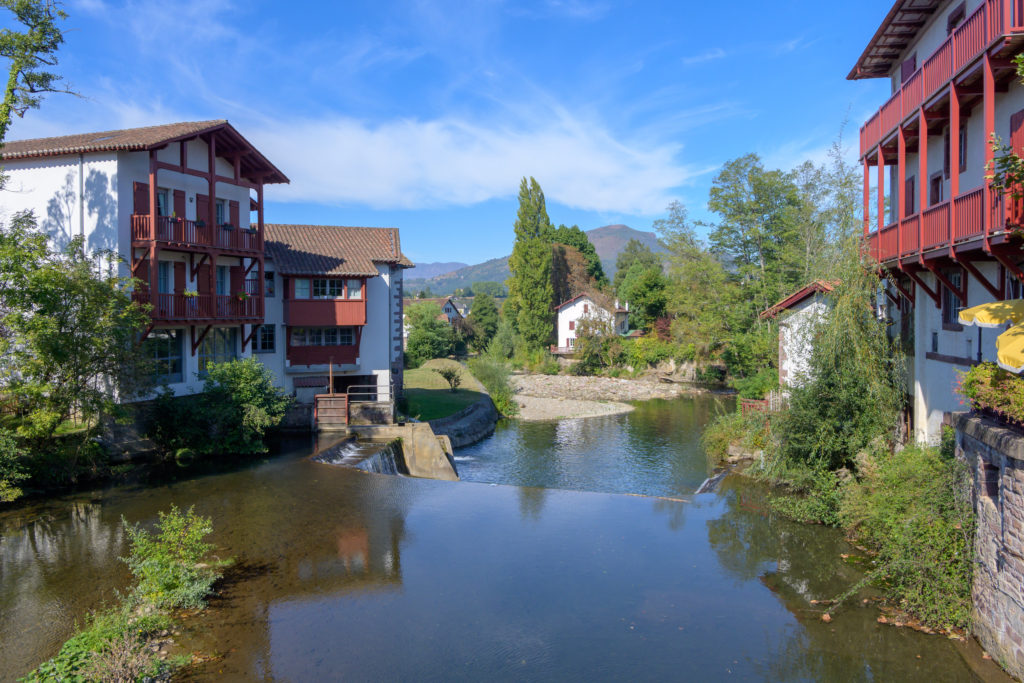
260;224;411;405
0;120;288;396
853;0;1024;441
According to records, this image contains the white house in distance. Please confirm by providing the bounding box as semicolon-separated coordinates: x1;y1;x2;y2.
0;120;289;397
553;293;628;353
259;224;411;405
760;281;836;390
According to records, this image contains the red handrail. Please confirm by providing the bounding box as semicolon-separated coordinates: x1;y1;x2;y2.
922;201;951;249
132;291;263;321
953;188;985;241
901;214;920;255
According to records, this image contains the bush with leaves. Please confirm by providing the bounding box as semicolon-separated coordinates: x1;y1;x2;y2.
730;366;778;399
434;367;462;392
468;357;518;416
122;504;225;610
148;358;292;457
957;362;1024;425
0;428;28;502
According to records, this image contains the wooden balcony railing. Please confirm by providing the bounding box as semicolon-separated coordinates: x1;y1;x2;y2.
131;215;262;252
133;291;263;322
860;0;1024;157
922;201;951;250
902;214;920;255
880;222;899;259
953;187;985;242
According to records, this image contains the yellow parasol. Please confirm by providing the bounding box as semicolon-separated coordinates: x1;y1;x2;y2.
959;299;1024;328
997;323;1024;374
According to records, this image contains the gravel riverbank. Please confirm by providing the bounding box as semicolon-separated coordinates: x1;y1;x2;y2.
510;374;689;421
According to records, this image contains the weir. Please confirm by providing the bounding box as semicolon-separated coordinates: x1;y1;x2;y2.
312;422;459;481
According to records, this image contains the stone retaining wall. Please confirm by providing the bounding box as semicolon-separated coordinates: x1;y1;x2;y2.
956;413;1024;678
427;397;499;448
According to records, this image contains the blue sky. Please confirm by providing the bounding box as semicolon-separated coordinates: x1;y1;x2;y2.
7;0;894;264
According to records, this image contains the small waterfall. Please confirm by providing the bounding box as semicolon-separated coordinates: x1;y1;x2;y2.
695;469;728;494
313;438;407;476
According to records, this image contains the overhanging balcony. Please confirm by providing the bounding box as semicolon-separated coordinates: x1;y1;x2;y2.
865;186;1019;264
133;291;264;323
131;215;262;253
860;0;1024;158
285;299;367;326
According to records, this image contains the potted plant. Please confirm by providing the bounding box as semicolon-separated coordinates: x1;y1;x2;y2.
196;219;206;228
235;291;250;302
221;222;235;231
182;289;199;298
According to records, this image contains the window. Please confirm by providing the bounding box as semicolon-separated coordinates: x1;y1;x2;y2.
900;53;916;84
216;265;230;296
347;280;362;299
1007;271;1023;300
931;331;939;353
290;326;356;346
155;189;170;217
158;261;171;294
568;337;575;348
569;320;575;331
905;175;916;216
312;279;344;299
942;270;964;328
254;324;275;353
215;199;226;225
265;271;275;297
583;303;589;313
295;278;310;299
959;125;968;173
144;329;183;383
946;2;966;34
245;268;259;296
198;328;238;373
929;173;944;206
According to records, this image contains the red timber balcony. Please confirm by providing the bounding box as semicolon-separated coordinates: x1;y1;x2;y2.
284;299;367;326
859;0;1024;158
286;345;359;367
864;186;1021;265
131;215;262;254
132;290;263;324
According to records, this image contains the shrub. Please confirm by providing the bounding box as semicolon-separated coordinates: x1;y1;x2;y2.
767;465;843;526
0;428;28;502
148;358;292;457
434;367;462;392
695;365;725;384
957;362;1024;425
731;366;778;399
624;336;673;368
841;441;974;630
122;505;226;610
701;408;772;464
468;357;518;416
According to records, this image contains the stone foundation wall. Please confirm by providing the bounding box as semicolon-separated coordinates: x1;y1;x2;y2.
956;413;1024;678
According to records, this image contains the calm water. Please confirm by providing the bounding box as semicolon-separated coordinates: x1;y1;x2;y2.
0;395;1010;681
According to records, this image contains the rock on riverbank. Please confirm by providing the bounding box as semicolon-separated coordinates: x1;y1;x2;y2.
511;374;688;421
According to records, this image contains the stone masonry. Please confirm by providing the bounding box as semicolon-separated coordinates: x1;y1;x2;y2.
956;413;1024;678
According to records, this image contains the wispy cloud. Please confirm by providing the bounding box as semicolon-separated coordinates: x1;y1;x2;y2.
544;0;610;20
682;48;726;66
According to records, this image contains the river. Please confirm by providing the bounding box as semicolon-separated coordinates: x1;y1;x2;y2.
0;395;1010;680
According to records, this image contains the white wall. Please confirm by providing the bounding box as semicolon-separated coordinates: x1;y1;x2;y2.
557;296;615;348
889;0;986;91
778;296;830;389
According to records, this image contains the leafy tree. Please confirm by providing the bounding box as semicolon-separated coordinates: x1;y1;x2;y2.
550;243;594;309
0;0;74;144
617;263;667;330
551;224;607;286
472;281;506;298
1;232;151;438
613;239;661;292
486;319;517;360
404;301;454;367
469;292;499;351
434;367;462;392
453;286;473;297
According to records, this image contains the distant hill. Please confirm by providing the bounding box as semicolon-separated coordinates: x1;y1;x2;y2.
405;224;666;296
406;261;469;280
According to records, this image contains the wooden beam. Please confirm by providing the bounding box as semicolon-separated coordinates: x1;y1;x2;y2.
891;277;915;305
993;248;1024;283
241;323;258;352
139;323;154;343
191;324;212;355
905;269;941;306
923;261;966;307
960;259;1003;299
189;252;210;280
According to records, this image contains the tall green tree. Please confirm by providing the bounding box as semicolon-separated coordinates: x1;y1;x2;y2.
613;239;661;292
551;224;607;286
468;292;499;352
0;0;74;145
404;301;454;367
507;177;555;348
617;264;667;330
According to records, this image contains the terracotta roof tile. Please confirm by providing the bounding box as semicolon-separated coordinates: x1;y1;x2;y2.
264;224;414;277
0;120;289;184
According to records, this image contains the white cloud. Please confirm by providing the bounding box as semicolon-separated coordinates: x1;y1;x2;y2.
249;110;698;215
682;48;726;66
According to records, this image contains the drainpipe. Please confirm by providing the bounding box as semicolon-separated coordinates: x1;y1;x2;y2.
78;153;85;240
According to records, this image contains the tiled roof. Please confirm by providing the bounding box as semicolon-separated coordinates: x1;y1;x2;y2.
0;120;289;184
264;224;413;277
760;280;838;319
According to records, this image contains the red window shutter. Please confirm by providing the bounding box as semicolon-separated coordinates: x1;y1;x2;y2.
174;262;186;293
901;54;916;83
230;265;243;295
173;189;185;218
569;320;575;330
943;128;951;179
196;194;209;224
229;200;240;227
133;182;149;214
197;264;211;294
905;176;916;216
1010;109;1024;154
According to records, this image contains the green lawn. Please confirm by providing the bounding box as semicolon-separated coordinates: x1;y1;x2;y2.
403;359;485;421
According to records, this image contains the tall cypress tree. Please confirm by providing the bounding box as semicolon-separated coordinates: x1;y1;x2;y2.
507;177;555;347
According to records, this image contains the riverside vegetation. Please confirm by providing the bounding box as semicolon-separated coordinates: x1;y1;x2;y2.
23;505;228;681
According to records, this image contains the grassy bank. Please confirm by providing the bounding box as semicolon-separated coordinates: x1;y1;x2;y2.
403;359;486;421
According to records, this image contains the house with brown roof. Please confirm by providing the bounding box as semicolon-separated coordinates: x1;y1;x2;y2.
760;281;836;390
258;224;412;407
0;120;288;397
552;292;628;354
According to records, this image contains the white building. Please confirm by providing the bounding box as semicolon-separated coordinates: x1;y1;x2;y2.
258;224;411;405
0;120;289;397
553;293;628;353
761;281;836;389
852;0;1024;442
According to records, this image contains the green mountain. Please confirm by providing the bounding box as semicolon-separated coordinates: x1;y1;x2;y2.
405;224;667;296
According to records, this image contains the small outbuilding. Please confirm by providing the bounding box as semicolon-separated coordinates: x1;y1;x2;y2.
760;281;837;389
